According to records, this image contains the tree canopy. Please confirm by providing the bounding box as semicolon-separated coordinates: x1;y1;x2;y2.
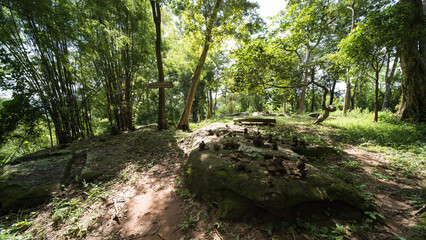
0;0;424;160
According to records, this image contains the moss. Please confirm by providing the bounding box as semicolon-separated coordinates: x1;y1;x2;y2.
0;182;60;212
79;170;103;182
292;145;337;159
185;145;367;219
419;212;426;225
326;184;367;210
217;190;253;219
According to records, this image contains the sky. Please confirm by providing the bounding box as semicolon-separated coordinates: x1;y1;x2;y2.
254;0;286;23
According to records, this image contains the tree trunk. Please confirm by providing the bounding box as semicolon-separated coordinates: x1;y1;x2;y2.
214;90;217;117
358;79;363;108
150;0;167;130
283;93;287;115
313;81;335;124
342;78;351;116
310;68;316;112
177;0;223;130
396;0;425;122
382;56;399;111
329;78;337;105
298;48;311;114
351;80;357;110
343;0;356;116
192;97;199;122
207;89;213;119
200;93;205;121
374;70;379;122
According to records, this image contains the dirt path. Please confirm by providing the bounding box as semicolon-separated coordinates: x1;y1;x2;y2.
343;146;423;239
86;134;187;240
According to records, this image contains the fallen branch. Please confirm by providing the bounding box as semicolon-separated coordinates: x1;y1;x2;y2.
113;198;121;224
411;204;426;216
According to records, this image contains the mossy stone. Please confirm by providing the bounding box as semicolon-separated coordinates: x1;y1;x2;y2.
184;147;367;219
291;145;337;159
0;154;72;212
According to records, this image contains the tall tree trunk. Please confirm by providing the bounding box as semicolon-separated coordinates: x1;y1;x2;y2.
382;55;399;110
310;68;316;112
358;79;363;108
207;89;213;119
329;78;337;105
396;0;425;122
214;90;217;117
150;0;167;130
343;0;356;116
177;0;223;130
283;93;287;115
298;48;311;114
351;81;357;110
200;93;205;121
374;70;379;122
342;78;351;116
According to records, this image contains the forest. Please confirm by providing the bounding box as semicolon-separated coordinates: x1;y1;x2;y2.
0;0;425;239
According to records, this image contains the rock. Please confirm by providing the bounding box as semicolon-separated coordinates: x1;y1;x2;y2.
199;141;208;151
184;149;367;218
191;123;246;150
222;138;239;150
184;125;367;219
291;145;338;159
0;153;73;212
272;141;278;150
253;135;264;148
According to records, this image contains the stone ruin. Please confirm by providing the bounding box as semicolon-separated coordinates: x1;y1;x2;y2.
184;123;367;218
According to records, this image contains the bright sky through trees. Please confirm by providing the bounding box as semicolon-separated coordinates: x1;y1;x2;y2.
255;0;286;23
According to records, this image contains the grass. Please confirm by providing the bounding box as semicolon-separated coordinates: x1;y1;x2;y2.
325;109;425;176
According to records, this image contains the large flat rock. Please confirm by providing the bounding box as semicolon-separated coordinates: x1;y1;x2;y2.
0;154;73;212
184;123;367;219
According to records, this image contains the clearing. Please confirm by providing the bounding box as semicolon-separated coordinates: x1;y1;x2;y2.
1;115;425;240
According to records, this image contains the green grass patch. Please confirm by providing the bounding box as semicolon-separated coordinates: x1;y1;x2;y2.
324;109;425;176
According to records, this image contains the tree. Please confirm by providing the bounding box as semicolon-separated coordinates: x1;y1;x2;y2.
275;0;336;114
229;37;335;123
80;0;152;131
0;0;93;144
175;0;223;130
395;0;425;122
338;1;425;122
0;94;43;151
150;0;167;130
382;52;399;111
175;0;261;130
338;14;389;122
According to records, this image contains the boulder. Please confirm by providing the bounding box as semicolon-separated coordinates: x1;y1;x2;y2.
184;124;367;219
291;145;338;159
0;153;74;212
